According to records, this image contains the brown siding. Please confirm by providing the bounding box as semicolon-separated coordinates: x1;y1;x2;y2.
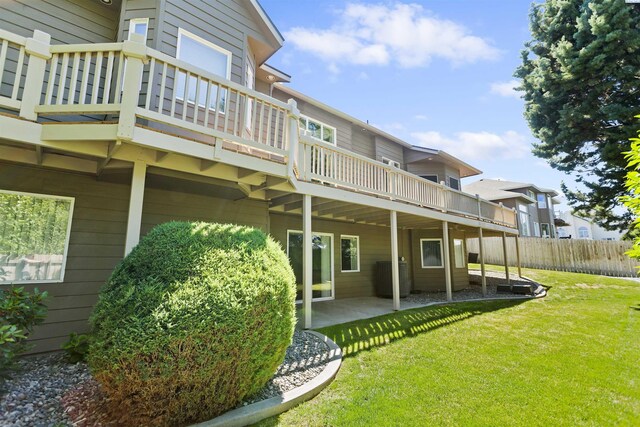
0;0;119;44
411;228;469;292
269;213;412;299
0;162;268;353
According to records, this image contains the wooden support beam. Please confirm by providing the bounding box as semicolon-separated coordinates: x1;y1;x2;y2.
97;140;122;176
124;161;146;256
156;151;169;163
269;193;302;208
443;221;453;302
303;194;312;329
391;210;400;311
515;235;522;278
502;231;511;289
237;167;262;180
200;159;217;172
35;146;43;165
251;176;289;192
479;227;487;297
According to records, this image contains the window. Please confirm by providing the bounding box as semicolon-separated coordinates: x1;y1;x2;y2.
0;190;74;284
299;115;336;145
541;223;551;238
420;238;443;268
420;174;438;183
382;157;401;168
534;222;541;237
128;18;149;40
527;190;535;199
448;176;460;190
518;203;530;236
537;193;547;209
453;239;465;268
176;28;232;112
578;226;590;239
340;235;359;272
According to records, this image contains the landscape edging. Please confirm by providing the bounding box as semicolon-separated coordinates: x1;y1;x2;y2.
192;330;342;427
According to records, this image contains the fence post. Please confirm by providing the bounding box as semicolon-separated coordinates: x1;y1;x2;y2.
117;33;148;141
19;30;52;121
287;98;300;180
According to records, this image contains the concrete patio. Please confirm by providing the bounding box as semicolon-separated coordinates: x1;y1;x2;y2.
296;297;431;329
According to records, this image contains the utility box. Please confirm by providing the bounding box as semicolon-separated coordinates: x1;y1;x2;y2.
375;260;410;298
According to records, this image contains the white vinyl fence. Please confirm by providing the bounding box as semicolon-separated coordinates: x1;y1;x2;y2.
466;237;640;277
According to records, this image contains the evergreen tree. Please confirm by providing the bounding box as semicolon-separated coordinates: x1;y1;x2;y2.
515;0;640;232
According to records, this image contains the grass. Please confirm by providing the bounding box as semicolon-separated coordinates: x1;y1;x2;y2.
259;267;640;426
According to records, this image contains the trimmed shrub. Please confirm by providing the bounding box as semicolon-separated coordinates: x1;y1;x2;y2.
61;333;90;363
88;222;296;425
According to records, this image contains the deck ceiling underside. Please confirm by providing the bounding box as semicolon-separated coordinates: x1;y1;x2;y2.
269;194;507;236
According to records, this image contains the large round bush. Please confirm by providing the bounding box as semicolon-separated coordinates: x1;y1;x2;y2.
88;221;296;425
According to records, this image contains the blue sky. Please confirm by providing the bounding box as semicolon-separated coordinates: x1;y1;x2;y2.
260;0;578;209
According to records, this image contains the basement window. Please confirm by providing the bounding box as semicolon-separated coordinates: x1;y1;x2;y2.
0;190;74;284
420;238;443;268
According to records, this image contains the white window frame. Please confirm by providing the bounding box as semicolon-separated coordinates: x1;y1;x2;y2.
541;223;551;238
453;238;465;269
340;234;360;273
420;238;444;269
382;157;401;169
176;28;232;110
286;230;335;303
128;18;149;40
299;114;337;145
0;190;74;285
537;193;547;209
447;176;460;191
578;226;590;239
534;222;541;237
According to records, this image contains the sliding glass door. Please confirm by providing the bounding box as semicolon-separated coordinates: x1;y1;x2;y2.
287;231;334;302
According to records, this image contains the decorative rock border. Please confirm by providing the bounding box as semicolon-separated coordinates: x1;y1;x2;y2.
193;331;342;427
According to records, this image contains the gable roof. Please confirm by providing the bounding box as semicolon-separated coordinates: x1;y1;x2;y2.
463;179;558;204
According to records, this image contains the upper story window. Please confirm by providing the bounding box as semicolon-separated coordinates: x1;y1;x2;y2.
537;193;547;209
448;176;460;191
420;174;438;183
129;18;149;41
176;28;232;112
578;226;590;239
299;115;336;145
382;157;401;168
527;190;535;199
0;190;74;284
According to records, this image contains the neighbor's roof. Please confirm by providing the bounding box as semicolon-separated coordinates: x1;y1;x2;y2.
463;179;559;203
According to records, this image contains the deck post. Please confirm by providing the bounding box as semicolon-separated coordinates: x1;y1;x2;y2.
118;33;148;141
124;160;146;256
515;235;522;278
286;99;300;180
302;194;313;329
502;231;511;289
390;210;400;311
20;30;52;121
478;227;487;297
443;221;453;302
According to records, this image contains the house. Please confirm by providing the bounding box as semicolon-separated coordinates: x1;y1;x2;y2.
463;179;560;238
0;0;518;352
556;211;623;241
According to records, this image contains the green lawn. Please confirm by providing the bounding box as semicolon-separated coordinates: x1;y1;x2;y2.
261;267;640;426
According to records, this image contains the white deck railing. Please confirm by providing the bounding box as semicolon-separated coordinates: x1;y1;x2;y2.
298;136;517;227
0;29;517;229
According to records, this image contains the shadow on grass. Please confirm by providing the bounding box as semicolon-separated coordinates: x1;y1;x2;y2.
632;305;640;311
317;299;527;359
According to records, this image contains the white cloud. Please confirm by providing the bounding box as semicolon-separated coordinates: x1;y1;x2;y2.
490;79;521;98
411;130;530;161
284;3;500;70
414;114;428;121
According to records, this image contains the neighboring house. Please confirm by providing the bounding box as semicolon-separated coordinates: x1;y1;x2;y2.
0;0;518;352
556;211;623;241
463;179;560;238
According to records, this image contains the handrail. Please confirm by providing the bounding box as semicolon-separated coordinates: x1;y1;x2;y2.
298;135;517;228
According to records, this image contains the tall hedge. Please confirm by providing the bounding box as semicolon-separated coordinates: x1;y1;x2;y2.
88;222;296;425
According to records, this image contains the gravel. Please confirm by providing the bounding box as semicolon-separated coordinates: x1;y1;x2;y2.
405;269;543;305
0;330;331;426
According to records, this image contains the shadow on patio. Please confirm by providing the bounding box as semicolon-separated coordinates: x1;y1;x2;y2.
316;298;528;359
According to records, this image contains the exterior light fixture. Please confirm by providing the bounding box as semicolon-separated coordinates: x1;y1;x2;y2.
266;75;276;82
100;0;113;5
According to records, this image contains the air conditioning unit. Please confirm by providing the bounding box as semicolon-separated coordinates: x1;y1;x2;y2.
382;157;401;168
